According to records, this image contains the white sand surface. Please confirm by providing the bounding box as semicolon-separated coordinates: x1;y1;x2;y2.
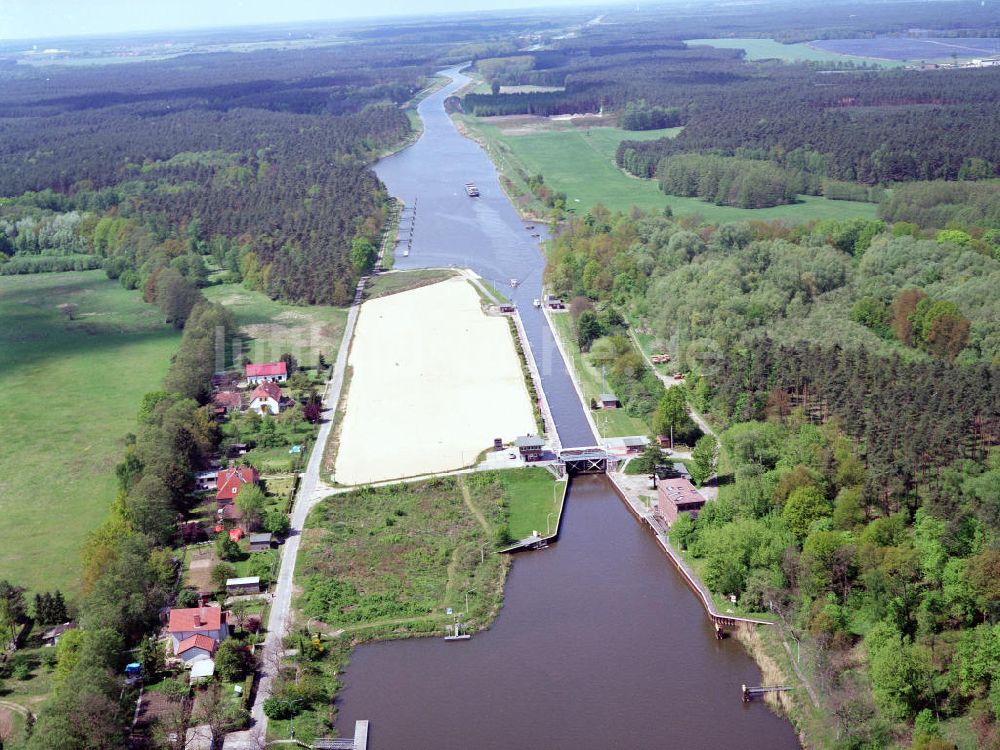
334;276;536;485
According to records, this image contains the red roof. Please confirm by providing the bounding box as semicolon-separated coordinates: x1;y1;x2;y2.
245;362;287;378
212;390;242;409
250;381;283;403
229;527;243;542
168;607;224;634
215;465;259;502
176;634;218;655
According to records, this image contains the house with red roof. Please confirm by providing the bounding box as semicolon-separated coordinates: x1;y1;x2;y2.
215;464;259;504
167;607;229;655
248;381;283;416
245;361;287;384
175;634;218;664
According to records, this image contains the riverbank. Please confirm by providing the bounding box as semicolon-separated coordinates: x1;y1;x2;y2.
271;468;565;744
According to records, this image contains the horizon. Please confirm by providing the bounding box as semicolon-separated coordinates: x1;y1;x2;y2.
0;0;614;43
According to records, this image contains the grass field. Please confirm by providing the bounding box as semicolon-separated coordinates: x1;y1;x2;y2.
464;116;878;223
549;313;651;438
501;467;566;540
684;38;905;67
0;271;180;595
202;283;346;369
362;268;458;300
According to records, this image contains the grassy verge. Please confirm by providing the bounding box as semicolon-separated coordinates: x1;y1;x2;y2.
0;270;180;594
548;313;651;437
459;114;878;223
501;468;566;540
506;317;545;436
361;268;458;301
202;283;346;369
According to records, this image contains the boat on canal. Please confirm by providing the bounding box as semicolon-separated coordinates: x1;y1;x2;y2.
464;182;480;197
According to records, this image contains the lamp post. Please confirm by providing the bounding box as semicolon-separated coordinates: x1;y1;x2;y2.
289;697;303;738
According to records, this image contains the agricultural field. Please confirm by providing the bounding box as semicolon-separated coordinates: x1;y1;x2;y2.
810;36;1000;61
464;116;878;222
684;37;904;66
0;271;180;595
202;283;347;370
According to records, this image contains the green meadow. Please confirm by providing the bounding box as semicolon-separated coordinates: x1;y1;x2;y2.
0;271;180;594
465;117;878;223
202;284;347;369
684;38;905;67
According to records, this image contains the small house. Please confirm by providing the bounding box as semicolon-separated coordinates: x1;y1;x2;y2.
167;607;229;654
248;532;274;552
248;381;283;416
514;435;545;462
657;477;706;525
41;621;76;647
599;393;620;410
245;362;287;384
215;465;260;504
176;635;217;664
226;577;261;595
211;390;242;414
605;436;649;456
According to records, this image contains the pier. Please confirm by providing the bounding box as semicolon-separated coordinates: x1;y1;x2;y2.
315;720;369;749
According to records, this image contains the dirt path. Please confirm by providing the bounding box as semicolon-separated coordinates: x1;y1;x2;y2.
0;699;31;717
457;476;491;534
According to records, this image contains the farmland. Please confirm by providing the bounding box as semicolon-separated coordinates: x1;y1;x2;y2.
684;37;904;66
0;271;179;594
810;36;1000;61
463;116;879;223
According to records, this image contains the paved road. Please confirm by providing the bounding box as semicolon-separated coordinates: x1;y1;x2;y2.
225;278;367;749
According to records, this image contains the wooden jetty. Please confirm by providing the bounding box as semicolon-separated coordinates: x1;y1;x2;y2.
742;684;795;702
314;720;369;749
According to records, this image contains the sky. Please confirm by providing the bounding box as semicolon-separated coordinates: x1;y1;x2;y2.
0;0;607;41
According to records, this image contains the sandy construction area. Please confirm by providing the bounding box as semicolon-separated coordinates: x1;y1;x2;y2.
334;277;536;485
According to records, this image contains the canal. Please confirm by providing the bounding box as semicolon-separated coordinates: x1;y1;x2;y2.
332;68;801;749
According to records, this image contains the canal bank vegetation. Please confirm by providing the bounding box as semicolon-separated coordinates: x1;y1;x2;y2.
544;202;1000;747
280;469;564;742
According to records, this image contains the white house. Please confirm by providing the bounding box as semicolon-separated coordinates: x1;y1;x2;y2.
248;381;283;416
245;361;287;384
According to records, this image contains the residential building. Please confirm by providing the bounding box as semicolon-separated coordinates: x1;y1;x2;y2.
167;607;229;654
657;476;706;525
215;465;260;504
248;381;283;416
245;362;287;384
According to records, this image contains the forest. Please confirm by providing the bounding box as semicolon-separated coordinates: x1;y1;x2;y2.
0;39;440;303
459;15;1000;194
545;202;1000;747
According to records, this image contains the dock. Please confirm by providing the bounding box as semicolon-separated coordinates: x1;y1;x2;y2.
742;685;795;702
315;720;369;749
